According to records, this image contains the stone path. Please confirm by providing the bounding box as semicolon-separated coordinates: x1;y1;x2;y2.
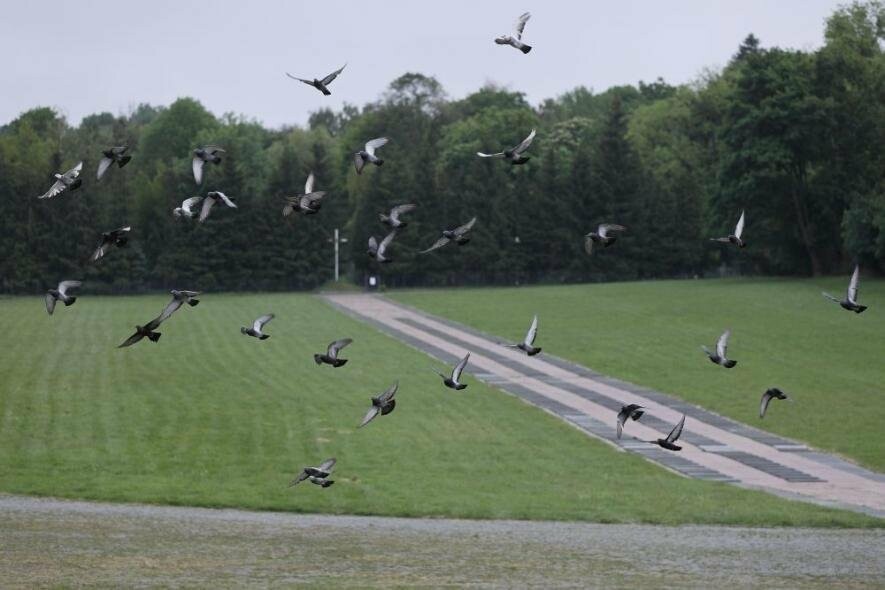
324;293;885;518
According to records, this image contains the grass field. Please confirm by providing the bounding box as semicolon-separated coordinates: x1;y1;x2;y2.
0;292;879;527
391;277;885;472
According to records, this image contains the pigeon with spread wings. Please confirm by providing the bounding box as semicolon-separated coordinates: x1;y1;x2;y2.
702;329;737;368
494;12;533;53
38;162;83;199
616;404;645;439
420;217;477;254
118;314;165;348
759;388;792;419
359;381;398;428
477;129;536;165
368;230;397;263
156;290;201;324
45;280;81;315
241;313;274;340
644;415;686;451
283;172;326;217
710;210;746;248
505;314;542;356
286;63;346;96
192;146;225;185
822;265;868;313
380;204;416;228
354;137;388;174
173;196;203;218
584;224;626;255
434;352;470;390
199;191;237;222
96;146;131;180
90;226;131;262
314;338;353;368
289;458;336;488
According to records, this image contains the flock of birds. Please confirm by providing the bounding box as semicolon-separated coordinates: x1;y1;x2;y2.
36;12;872;486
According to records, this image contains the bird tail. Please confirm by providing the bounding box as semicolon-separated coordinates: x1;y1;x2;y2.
321;88;332;96
855;305;868;314
320;479;334;488
259;334;270;340
375;159;384;166
528;347;542;356
723;359;737;368
70;178;82;191
148;331;161;343
520;44;532;54
64;296;77;306
188;299;200;307
118;155;132;168
333;359;348;367
314;354;323;365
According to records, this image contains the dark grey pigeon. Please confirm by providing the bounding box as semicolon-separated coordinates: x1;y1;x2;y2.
354;137;388;174
822;265;868;314
505;314;541;356
118;314;164;348
434;352;470;390
420;217;477;254
759;388;792;419
192;146;225;184
289;458;336;488
96;146;131;180
90;226;131;262
643;414;686;451
286;63;346;96
494;12;532;53
241;313;274;340
702;329;737;368
359;381;398;428
38;162;83;199
368;230;397;263
477;129;535;165
198;191;237;222
616;404;645;439
157;290;201;324
380;204;416;228
282;172;326;217
584;224;626;255
173;196;204;218
314;338;353;367
710;210;746;248
45;280;81;315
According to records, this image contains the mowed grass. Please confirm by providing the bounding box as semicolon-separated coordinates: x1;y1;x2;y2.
0;292;879;526
391;278;885;471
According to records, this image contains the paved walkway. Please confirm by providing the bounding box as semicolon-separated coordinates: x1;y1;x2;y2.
324;293;885;518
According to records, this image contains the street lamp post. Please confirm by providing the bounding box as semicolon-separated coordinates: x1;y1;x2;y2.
332;228;348;282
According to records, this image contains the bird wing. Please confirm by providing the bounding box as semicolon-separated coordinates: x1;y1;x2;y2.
848;265;860;302
453;217;477;237
118;332;144;348
359;406;380;428
420;235;450;254
198;196;216;222
327;338;353;359
390;203;416;221
157;297;184;324
253;314;275;331
583;236;595;255
524;315;538;346
821;292;840;304
476;151;505;158
666;415;685;443
288;469;309;487
285;72;314;85
365;137;388;156
178;290;200;297
379;381;399;402
304;172;315;194
192;157;204;184
452;352;470;382
616;420;624;439
367;236;379;255
513;12;531;39
598;224;625;238
378;230;397;255
181;196;203;215
214;192;236;208
317;458;336;474
96;157;113;180
38;179;66;199
320;63;346;86
353;152;366;174
734;210;745;239
759;391;773;418
57;280;81;296
716;330;730;358
90;239;109;262
300;192;326;209
113;225;132;236
513;129;536;154
44;293;57;315
67;161;83;178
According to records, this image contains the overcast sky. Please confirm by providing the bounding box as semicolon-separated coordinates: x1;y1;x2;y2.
0;0;844;128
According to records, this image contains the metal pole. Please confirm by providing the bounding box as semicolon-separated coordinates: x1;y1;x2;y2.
334;228;340;282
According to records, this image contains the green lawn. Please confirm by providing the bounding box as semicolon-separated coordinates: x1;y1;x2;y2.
0;292;879;526
391;278;885;472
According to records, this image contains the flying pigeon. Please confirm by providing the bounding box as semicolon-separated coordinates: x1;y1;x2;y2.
45;280;81;315
644;415;686;451
711;210;746;248
494;12;532;54
37;162;83;199
354;137;388;174
198;191;237;222
156;290;201;324
505;314;542;356
822;265;868;314
192;146;225;184
359;381;398;428
90;226;131;262
702;329;737;368
380;204;416;228
759;387;791;419
173;196;204;218
314;338;353;367
289;458;336;488
368;230;397;263
616;404;645;439
584;224;626;255
282;172;326;217
286;64;346;96
118;315;164;348
434;352;470;390
241;313;274;340
96;146;132;180
477;129;536;165
420;217;477;254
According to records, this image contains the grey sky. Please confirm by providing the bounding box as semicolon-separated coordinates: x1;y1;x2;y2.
0;0;844;128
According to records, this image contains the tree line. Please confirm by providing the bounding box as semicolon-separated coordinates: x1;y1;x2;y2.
1;1;882;293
